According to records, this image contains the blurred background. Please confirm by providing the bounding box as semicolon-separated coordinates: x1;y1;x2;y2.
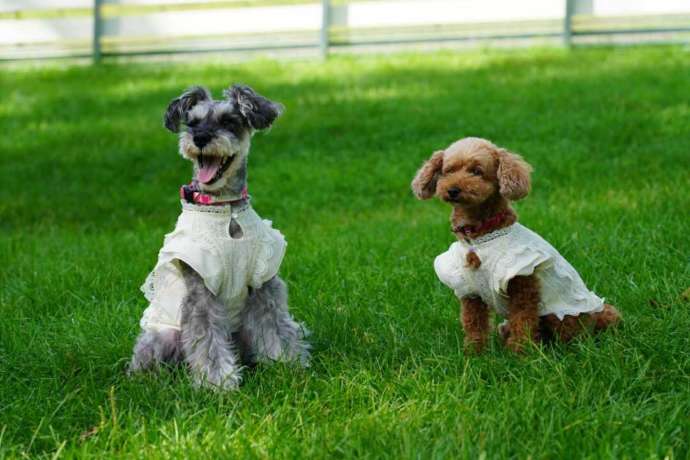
1;0;689;62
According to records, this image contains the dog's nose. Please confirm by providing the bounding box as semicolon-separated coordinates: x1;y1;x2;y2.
193;133;212;149
448;187;461;199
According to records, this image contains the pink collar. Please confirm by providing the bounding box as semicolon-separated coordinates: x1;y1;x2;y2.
180;182;248;206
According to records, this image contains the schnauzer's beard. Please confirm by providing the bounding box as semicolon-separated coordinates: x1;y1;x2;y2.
179;132;251;193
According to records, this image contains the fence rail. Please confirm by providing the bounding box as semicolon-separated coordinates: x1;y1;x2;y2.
0;0;688;62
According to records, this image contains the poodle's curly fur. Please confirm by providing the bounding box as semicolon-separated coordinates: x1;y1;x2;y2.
412;137;621;353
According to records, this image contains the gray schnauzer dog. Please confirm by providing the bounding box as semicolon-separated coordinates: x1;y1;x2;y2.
129;84;310;389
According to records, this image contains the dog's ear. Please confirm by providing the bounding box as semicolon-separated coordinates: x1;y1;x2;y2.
411;150;445;200
224;84;283;130
496;148;532;201
164;86;211;133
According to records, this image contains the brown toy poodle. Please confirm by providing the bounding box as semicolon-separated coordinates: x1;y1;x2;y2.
412;137;621;353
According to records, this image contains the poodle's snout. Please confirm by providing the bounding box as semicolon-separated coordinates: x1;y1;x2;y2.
193;132;213;149
448;187;461;199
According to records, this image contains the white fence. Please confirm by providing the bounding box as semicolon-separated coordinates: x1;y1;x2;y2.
1;0;689;61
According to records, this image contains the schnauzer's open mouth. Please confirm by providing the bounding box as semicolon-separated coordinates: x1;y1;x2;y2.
197;154;235;185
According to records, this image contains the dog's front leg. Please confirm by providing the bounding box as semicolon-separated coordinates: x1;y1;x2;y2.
239;276;310;367
179;262;242;390
505;275;541;353
129;328;182;373
461;296;490;354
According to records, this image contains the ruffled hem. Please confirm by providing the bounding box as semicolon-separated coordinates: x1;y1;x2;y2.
492;294;605;321
140;259;188;331
540;297;605;320
249;220;286;288
142;240;223;300
493;245;552;294
434;244;464;292
139;303;183;332
496;302;605;321
139;207;287;334
141;259;188;303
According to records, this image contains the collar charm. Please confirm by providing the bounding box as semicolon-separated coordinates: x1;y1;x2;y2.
465;248;481;269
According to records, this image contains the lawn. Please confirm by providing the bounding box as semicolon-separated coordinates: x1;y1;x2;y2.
1;46;689;459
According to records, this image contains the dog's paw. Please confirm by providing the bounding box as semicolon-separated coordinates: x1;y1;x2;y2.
128;347;158;375
127;359;152;376
295;324;312;367
463;337;487;355
506;337;525;354
497;320;510;343
195;374;242;391
259;323;312;367
294;344;311;368
127;357;148;375
287;331;312;367
193;367;242;391
505;333;539;354
259;340;311;368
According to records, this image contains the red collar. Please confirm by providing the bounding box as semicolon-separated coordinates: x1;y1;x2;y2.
180;182;248;206
453;210;511;238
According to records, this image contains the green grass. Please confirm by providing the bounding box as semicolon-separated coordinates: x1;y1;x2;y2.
1;46;689;459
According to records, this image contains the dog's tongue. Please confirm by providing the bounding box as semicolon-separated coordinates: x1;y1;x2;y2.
197;155;222;184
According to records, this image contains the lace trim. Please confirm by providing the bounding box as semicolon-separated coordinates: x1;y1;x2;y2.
181;200;250;215
548;301;605;320
464;224;515;246
251;220;286;286
141;272;156;303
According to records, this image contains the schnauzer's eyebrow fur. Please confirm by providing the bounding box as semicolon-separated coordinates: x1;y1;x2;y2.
188;103;211;120
213;101;237;116
187;101;244;125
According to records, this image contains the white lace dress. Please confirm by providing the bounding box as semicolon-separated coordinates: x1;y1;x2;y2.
434;224;604;320
139;201;286;333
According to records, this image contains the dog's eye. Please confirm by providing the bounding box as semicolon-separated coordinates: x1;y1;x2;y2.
470;167;483;176
187;118;200;127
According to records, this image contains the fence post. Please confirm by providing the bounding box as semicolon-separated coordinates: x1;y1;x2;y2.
563;0;573;47
320;0;330;59
93;0;102;63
